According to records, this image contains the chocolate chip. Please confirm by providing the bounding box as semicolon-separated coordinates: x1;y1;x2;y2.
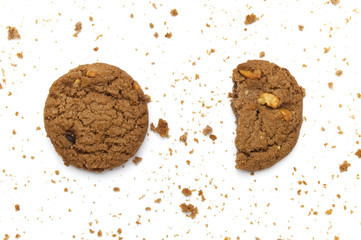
65;134;76;144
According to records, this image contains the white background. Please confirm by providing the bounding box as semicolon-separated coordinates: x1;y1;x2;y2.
1;0;361;239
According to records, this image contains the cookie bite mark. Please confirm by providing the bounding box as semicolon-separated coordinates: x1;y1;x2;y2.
231;60;304;171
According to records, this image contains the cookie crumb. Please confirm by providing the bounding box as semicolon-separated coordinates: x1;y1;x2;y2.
132;156;143;165
244;14;259;25
179;132;188;145
14;204;20;211
73;22;82;37
335;70;343;76
113;187;120;192
149;23;154;29
198;190;206;201
298;25;304;31
165;32;172;38
93;47;99;51
154;32;159;38
170;9;178;16
150;119;170;138
202;125;213;135
117;228;122;234
325;209;333;215
328;82;333;89
182;188;192;197
7;26;21;40
97;230;102;237
145;207;151;211
154;198;162;203
339;160;350;172
355;149;361;158
209;134;217;141
180;203;198;219
331;0;340;5
324;47;331;53
16;52;23;59
259;51;265;58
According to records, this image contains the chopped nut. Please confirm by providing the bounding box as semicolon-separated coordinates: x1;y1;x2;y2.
133;82;141;90
86;70;97;77
280;108;293;121
239;69;261;79
257;93;280;109
74;79;81;84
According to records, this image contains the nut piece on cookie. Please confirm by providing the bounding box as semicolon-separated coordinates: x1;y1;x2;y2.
86;70;97;77
257;93;280;109
280;108;293;121
133;82;141;90
239;69;261;79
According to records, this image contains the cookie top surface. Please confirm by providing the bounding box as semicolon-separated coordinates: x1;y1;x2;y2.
44;63;148;171
231;60;304;171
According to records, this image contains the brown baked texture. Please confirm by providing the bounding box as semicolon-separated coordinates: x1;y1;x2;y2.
231;60;304;171
44;63;148;171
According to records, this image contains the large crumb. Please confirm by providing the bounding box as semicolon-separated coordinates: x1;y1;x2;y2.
132;156;143;165
244;14;259;25
7;26;21;40
151;119;170;138
179;132;188;145
331;0;340;5
182;188;192;197
339;160;350;172
202;125;213;135
180;203;198;219
355;149;361;158
170;9;178;16
73;22;82;37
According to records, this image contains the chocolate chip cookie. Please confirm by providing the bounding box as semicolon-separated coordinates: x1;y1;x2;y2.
231;60;304;171
44;63;148;171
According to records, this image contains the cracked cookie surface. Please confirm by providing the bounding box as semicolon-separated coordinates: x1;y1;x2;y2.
44;63;148;171
231;60;304;171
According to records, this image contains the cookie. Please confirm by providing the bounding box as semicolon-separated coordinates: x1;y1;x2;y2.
44;63;148;171
231;60;304;171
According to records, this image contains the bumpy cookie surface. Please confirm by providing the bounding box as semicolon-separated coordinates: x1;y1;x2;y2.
231;60;304;171
44;63;148;171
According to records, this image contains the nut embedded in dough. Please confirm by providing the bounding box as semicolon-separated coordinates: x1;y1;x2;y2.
257;93;280;109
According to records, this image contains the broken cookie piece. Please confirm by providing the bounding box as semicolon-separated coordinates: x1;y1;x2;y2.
231;60;304;171
180;203;198;219
151;118;170;138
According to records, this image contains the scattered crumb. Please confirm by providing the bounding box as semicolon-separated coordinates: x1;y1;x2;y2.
89;16;94;22
130;13;134;18
179;132;188;145
182;188;192;197
132;156;143;165
150;119;170;138
259;51;265;58
154;32;159;38
93;47;99;51
16;52;23;59
324;47;331;53
335;70;343;77
203;125;213;136
325;209;333;215
117;228;122;234
170;9;178;16
145;207;151;211
355;149;361;158
73;22;82;37
244;14;259;25
180;203;198;219
165;32;172;38
15;204;20;211
198;190;206;201
328;82;333;89
113;187;120;192
339;160;350;172
12;129;16;135
7;26;21;40
97;230;102;237
149;23;154;29
331;0;340;5
298;25;304;31
209;134;217;141
154;198;162;203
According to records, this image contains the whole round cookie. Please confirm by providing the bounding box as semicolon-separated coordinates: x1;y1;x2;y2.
231;60;304;171
44;63;148;171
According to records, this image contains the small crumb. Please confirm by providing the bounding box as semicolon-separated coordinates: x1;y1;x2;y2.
149;23;154;29
15;204;20;211
324;47;331;53
132;156;143;165
182;188;192;197
89;16;94;21
203;125;213;135
12;129;16;135
325;209;333;215
298;25;304;31
7;26;21;40
209;134;217;141
179;132;188;145
113;187;120;192
150;119;170;138
328;82;333;89
117;228;122;234
335;70;343;77
165;32;172;38
339;160;350;172
93;47;99;51
355;149;361;158
145;207;151;211
180;203;198;219
198;190;206;201
244;14;259;25
331;0;340;5
130;13;134;18
154;32;159;38
97;230;102;237
259;51;265;58
170;9;178;16
16;52;23;59
73;22;82;37
55;170;59;175
154;198;162;203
